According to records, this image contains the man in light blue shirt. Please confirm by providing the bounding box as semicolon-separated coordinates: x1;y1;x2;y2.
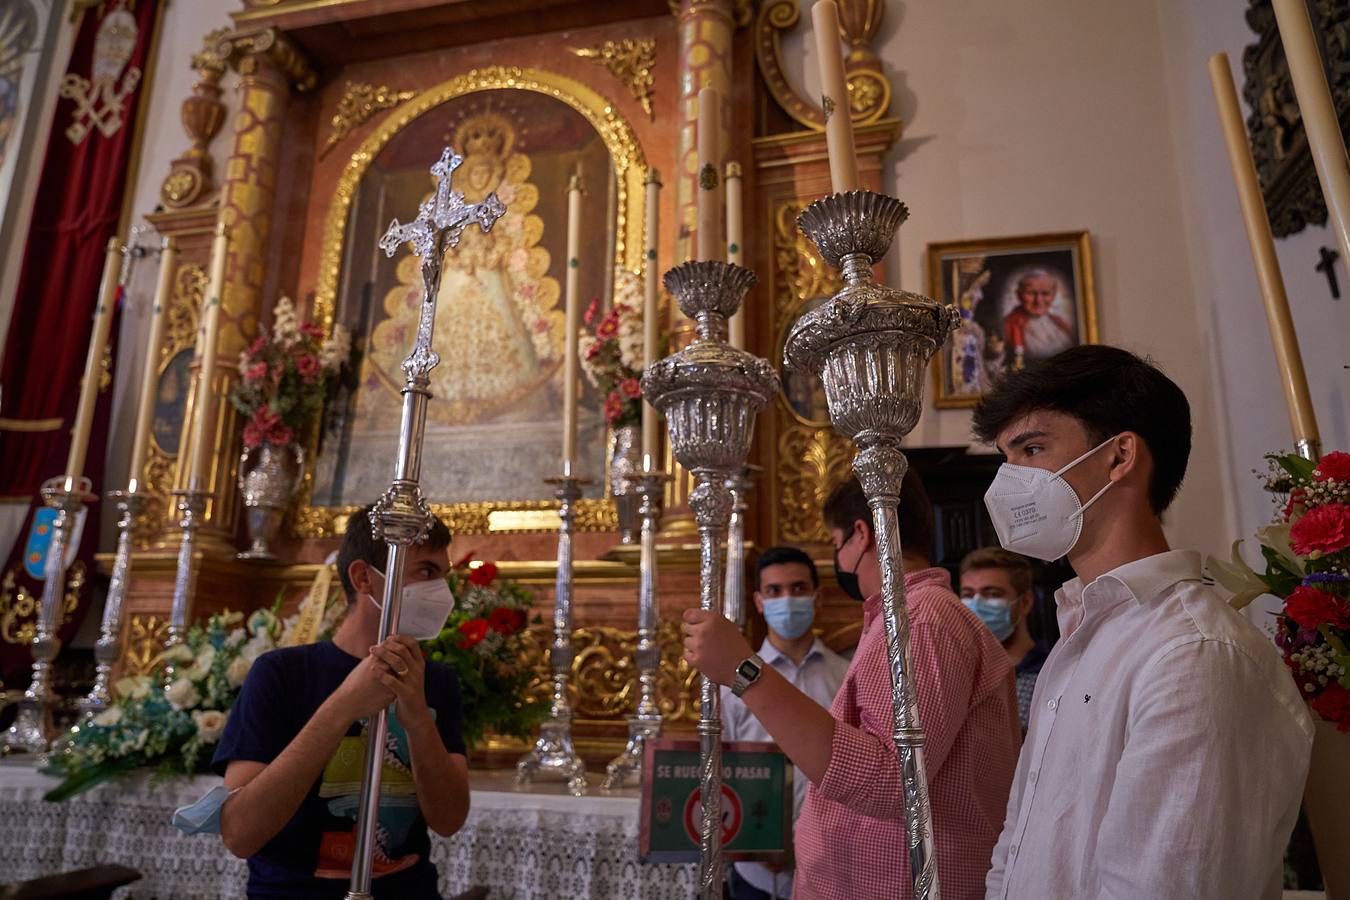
720;546;850;900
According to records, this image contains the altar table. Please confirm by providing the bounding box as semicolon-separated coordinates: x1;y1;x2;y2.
0;761;695;899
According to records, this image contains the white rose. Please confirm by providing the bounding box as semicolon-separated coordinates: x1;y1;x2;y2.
226;655;253;689
92;707;122;727
115;676;151;700
240;634;272;663
192;709;227;743
165;677;201;711
226;627;246;648
189;644;217;680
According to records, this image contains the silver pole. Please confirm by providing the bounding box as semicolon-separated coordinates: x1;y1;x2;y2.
643;260;779;900
783;190;960;900
345;147;506;900
722;465;758;627
77;490;144;718
515;464;588;795
602;468;671;791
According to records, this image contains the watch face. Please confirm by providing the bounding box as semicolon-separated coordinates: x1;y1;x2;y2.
737;659;758;679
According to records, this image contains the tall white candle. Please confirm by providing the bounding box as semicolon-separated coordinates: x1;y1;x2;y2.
812;0;860;193
696;87;722;262
189;224;228;489
127;236;176;493
65;237;123;488
725;161;745;349
562;172;583;471
1272;0;1350;275
642;168;662;469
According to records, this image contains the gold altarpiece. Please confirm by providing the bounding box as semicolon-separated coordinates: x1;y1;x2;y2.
110;0;901;762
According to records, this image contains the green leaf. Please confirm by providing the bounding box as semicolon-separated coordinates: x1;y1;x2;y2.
1259;545;1302;596
42;756;140;802
1267;453;1317;482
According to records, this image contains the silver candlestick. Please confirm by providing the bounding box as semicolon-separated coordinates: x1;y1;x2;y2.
722;465;759;628
643;260;779;899
516;466;590;796
602;468;672;791
345;147;506;900
784;190;959;900
163;487;210;682
1;477;93;756
76;490;146;719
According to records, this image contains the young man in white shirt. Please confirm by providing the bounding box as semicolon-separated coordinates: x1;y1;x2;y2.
720;546;849;900
974;344;1313;900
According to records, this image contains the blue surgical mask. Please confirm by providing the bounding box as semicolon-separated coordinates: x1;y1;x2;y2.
171;784;238;835
762;594;816;640
963;595;1014;642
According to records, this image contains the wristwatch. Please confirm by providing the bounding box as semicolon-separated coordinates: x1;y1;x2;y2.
730;654;765;698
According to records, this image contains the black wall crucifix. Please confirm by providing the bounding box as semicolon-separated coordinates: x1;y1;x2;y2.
1316;246;1341;299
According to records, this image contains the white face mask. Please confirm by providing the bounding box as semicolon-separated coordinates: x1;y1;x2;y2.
367;567;456;640
983;436;1117;562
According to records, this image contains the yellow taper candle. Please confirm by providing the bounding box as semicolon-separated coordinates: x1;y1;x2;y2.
696;87;722;262
1272;0;1350;275
1209;53;1320;455
127;236;175;493
812;0;860;193
65;237;123;487
642;168;662;469
189;224;228;488
726;161;745;349
562;172;583;471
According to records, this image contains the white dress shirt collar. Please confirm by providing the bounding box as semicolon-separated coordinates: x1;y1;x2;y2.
1055;549;1203;638
758;635;827;670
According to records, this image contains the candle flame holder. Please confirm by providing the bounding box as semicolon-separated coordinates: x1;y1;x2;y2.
784;189;959;900
643;259;779;899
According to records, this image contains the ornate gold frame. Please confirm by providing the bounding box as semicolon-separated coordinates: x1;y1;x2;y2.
295;65;650;538
926;230;1099;410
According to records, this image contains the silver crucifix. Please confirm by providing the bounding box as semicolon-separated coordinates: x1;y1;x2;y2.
346;147;506;900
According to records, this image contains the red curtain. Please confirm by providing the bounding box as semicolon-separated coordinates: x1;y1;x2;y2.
0;0;160;683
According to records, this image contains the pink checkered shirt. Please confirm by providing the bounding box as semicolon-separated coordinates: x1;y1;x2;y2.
793;567;1021;900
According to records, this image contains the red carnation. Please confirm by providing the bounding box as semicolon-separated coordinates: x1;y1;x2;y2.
296;354;321;382
1310;682;1350;732
1314;452;1350;483
1284;585;1350;630
585;341;602;361
468;562;499;586
457;618;490;649
247;336;267;356
1290;502;1350;556
583;297;601;327
620;377;642;399
300;322;324;340
596;315;619;340
242;421;264;450
268;423;294;447
488;607;518;635
604;391;625;425
244;362;268;384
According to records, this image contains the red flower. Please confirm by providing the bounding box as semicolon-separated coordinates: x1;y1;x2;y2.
1284;585;1350;630
603;391;625;425
1284;488;1307;522
457;618;490;649
252;405;280;432
247;336;267;356
619;377;642;399
583;297;601;327
1314;452;1350;483
1310;682;1350;732
585;341;602;361
296;354;321;382
1290;502;1350;556
596;315;619;340
242;421;264;450
488;607;519;635
453;549;477;569
300;322;324;340
468;562;499;586
244;362;268;384
268;423;294;447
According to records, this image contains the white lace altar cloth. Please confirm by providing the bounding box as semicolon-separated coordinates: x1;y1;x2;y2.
0;762;695;898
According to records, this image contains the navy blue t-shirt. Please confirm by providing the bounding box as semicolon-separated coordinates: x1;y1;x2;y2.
213;641;466;899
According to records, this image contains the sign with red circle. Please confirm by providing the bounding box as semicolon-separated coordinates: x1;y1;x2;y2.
682;783;743;846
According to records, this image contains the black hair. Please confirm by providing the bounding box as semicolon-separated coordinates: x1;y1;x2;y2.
756;546;819;590
336;504;453;602
971;345;1192;514
822;467;935;564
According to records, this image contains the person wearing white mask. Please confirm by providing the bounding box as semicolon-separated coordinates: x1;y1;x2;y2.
214;505;469;899
958;548;1047;733
720;546;849;900
975;345;1312;900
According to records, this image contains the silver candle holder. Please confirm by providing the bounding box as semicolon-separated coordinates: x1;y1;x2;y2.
643;260;779;899
602;468;672;792
163;487;211;682
1;477;94;756
515;467;590;796
76;490;146;719
722;465;759;628
344;147;506;900
783;190;959;900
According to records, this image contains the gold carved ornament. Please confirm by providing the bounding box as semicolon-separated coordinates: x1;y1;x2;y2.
295;65;648;539
60;6;142;144
320;82;416;159
123;613;170;677
754;0;890;130
570;38;656;120
772;201;853;543
0;563;85;646
518;622;698;724
160;27;230;209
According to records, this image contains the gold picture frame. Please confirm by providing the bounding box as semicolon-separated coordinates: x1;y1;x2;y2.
927;231;1097;410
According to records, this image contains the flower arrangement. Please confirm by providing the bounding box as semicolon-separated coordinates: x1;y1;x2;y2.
43;594;345;801
230;297;351;450
421;554;546;747
1211;450;1350;732
578;269;646;429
